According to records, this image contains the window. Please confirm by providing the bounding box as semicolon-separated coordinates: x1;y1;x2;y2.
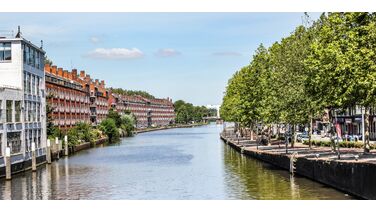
26;45;30;65
0;134;2;156
35;51;40;69
37;129;41;149
0;42;11;61
7;132;21;154
28;101;32;122
23;71;27;92
15;101;21;122
28;130;32;152
0;100;2;122
31;75;35;95
27;73;31;94
36;76;40;96
6;100;12;123
36;103;40;122
24;101;28;122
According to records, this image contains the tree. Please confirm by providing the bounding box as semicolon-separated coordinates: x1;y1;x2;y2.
306;12;376;153
99;118;119;143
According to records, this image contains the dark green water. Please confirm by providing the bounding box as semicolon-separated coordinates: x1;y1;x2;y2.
0;123;354;199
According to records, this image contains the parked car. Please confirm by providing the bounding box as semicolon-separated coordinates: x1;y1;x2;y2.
297;132;309;142
343;134;362;142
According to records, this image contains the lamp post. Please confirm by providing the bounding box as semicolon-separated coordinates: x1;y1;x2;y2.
334;109;341;160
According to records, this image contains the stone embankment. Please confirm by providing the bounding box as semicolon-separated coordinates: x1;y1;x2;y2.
220;132;376;199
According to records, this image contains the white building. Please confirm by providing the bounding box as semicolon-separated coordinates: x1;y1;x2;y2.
0;29;46;174
205;104;220;118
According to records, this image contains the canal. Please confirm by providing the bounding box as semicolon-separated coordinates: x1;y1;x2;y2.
0;123;354;200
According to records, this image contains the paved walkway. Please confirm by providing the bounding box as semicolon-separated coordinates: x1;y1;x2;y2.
223;134;376;164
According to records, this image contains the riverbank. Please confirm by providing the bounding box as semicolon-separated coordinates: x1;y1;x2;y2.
220;132;376;199
135;123;209;134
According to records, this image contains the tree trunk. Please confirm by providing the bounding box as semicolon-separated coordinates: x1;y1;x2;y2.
277;124;281;140
364;107;370;153
291;124;296;148
309;116;313;149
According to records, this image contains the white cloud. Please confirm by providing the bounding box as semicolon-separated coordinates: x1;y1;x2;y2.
212;51;242;56
90;37;100;43
85;48;144;60
155;48;181;57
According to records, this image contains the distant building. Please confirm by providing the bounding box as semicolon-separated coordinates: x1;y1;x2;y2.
0;31;47;168
205;104;220;118
109;93;175;128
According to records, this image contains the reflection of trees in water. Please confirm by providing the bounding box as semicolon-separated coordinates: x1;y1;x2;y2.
222;145;350;200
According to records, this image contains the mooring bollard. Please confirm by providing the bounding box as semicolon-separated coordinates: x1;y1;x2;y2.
64;135;69;156
55;137;60;160
32;142;36;171
5;147;11;180
47;139;51;164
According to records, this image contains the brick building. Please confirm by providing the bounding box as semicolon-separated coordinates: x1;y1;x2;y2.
44;65;91;131
45;65;109;130
109;93;175;128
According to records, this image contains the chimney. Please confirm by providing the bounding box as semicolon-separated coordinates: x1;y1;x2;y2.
58;68;63;77
67;72;72;80
52;66;57;75
101;80;105;87
44;63;51;72
80;70;85;78
72;69;77;80
63;70;69;78
85;74;91;82
95;79;99;85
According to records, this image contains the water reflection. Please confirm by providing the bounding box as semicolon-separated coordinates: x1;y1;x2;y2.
0;124;354;200
222;144;353;199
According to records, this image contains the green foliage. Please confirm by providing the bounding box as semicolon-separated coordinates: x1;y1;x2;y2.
108;108;123;128
110;87;155;99
221;13;376;151
99;118;120;143
174;100;211;124
120;114;136;136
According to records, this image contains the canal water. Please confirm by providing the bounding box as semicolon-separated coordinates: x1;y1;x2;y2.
0;123;354;200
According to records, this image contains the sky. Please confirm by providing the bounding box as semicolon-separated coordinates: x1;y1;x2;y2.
0;13;320;106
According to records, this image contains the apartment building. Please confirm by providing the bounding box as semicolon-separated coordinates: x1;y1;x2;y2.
45;65;109;129
109;92;175;128
0;31;47;172
44;65;91;131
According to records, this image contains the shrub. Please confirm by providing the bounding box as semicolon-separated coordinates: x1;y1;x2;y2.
99;118;120;143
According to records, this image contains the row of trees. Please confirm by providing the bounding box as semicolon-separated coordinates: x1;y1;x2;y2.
174;100;216;124
221;12;376;152
109;87;155;99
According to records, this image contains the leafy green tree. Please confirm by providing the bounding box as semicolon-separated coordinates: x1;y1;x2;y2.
306;12;376;152
99;118;120;143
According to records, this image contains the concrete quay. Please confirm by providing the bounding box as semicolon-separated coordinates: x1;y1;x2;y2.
220;133;376;199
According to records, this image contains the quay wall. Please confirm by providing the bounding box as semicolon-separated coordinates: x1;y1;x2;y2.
220;135;376;199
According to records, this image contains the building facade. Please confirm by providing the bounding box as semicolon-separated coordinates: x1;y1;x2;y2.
0;32;47;172
335;105;376;141
44;65;91;131
109;93;175;128
45;65;109;130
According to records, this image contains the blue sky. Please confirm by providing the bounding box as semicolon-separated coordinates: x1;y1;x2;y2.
0;13;320;106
